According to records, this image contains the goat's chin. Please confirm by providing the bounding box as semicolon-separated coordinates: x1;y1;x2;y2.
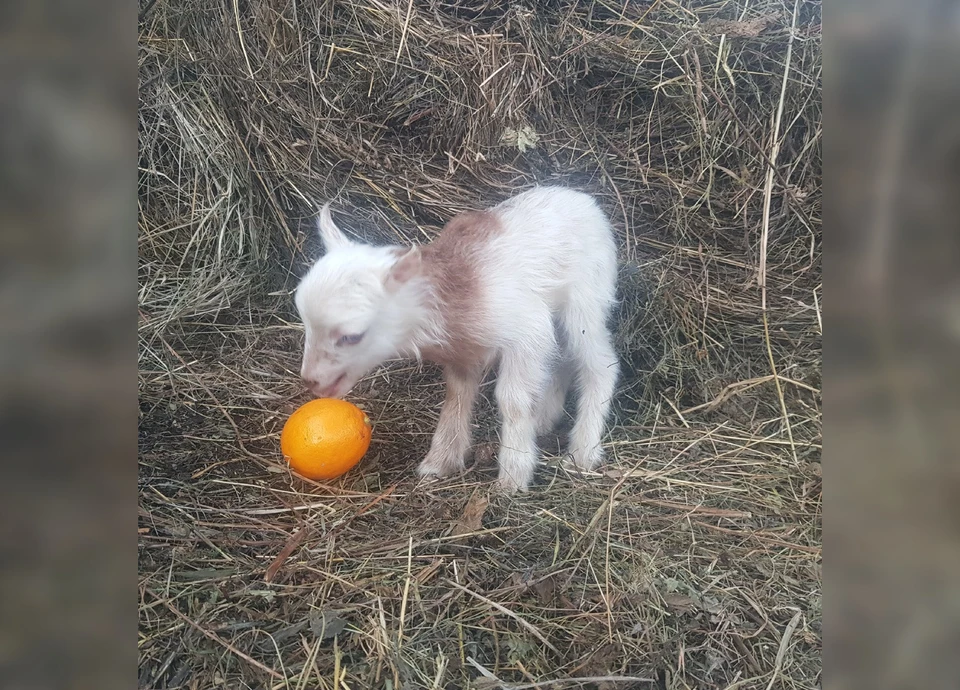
328;384;352;400
320;375;361;400
305;372;351;399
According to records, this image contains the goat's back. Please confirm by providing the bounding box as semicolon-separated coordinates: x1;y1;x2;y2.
483;187;617;311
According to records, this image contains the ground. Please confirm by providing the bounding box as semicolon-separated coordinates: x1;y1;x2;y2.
138;317;821;689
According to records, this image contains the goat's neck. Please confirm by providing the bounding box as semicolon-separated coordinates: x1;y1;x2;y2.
391;275;448;358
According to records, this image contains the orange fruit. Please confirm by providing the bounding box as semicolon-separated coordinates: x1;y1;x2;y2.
280;398;372;480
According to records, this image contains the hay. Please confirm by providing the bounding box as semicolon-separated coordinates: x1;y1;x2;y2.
139;1;821;688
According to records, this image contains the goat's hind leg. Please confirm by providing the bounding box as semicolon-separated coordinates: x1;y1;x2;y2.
562;302;619;472
495;323;556;492
535;353;574;436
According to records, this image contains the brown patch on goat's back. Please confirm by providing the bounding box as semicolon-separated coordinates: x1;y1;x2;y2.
420;211;502;370
433;210;503;245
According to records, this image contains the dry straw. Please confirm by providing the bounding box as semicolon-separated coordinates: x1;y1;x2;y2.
139;1;821;687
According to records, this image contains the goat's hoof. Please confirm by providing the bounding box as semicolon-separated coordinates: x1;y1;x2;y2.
416;472;443;485
565;448;605;474
494;473;531;494
494;479;525;494
416;456;463;480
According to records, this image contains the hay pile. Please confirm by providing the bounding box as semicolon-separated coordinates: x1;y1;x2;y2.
139;1;821;688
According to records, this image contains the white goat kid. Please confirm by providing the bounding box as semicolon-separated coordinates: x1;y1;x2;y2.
295;186;619;492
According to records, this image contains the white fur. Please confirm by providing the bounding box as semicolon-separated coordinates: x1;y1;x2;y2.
295;186;619;492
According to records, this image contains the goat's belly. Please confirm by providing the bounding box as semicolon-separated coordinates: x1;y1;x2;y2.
421;340;496;371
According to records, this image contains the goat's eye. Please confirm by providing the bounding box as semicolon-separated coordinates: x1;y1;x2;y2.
336;332;364;347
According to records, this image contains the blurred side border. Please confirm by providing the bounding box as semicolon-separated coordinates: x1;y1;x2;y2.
0;2;135;689
1;0;959;687
829;0;960;688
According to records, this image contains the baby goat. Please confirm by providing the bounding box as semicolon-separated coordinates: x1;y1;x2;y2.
295;186;619;492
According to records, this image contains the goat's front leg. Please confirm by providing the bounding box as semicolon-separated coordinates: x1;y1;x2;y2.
417;365;483;480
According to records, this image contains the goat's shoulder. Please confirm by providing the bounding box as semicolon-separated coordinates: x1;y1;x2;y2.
433;209;503;248
421;209;503;280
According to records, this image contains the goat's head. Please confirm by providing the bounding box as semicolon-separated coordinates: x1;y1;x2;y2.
294;204;424;398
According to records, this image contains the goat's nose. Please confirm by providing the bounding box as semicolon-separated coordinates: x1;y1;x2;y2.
302;375;318;388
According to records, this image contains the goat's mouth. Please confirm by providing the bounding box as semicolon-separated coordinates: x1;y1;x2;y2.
313;372;347;398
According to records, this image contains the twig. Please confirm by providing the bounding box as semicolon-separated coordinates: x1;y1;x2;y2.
395;0;415;63
758;0;801;464
468;656;653;689
264;525;310;582
690;521;820;555
446;580;560;655
759;0;800;300
763;611;803;690
158;596;283;680
681;375;819;415
398;536;413;645
640;498;752;519
232;0;252;77
158;336;261;461
509;678;654;689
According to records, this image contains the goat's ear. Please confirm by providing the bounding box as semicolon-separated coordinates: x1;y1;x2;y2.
386;246;422;291
317;203;353;252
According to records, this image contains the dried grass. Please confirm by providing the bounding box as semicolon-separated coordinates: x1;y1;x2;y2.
139;0;821;687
